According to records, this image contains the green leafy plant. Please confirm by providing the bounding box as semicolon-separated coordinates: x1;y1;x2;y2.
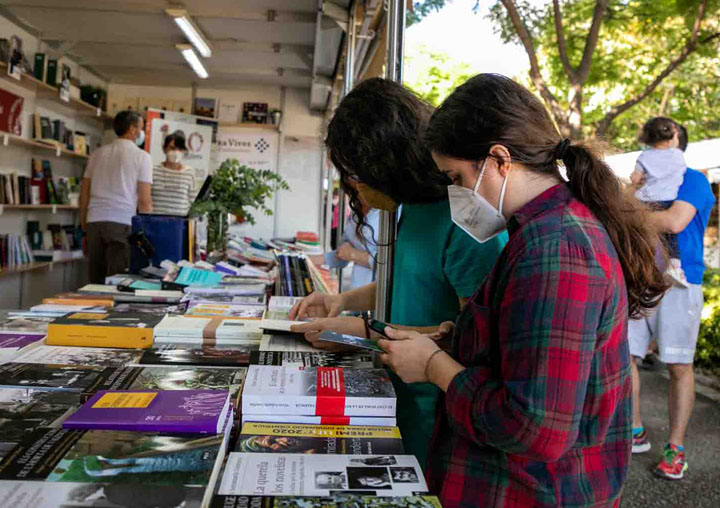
190;159;289;225
190;159;289;253
698;268;720;372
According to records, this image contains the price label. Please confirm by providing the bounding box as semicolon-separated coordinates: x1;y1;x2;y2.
96;107;101;117
56;146;61;157
2;134;8;146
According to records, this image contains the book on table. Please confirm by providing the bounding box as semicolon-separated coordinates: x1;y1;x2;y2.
154;315;263;347
11;345;143;368
217;452;427;497
240;414;397;427
46;312;162;349
241;366;396;417
259;334;318;353
235;422;405;455
138;344;256;368
63;389;231;434
0;363;118;394
250;350;375;369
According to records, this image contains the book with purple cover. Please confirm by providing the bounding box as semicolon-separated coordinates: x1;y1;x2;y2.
63;389;231;434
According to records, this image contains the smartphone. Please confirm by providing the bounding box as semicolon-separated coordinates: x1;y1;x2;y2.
367;319;394;338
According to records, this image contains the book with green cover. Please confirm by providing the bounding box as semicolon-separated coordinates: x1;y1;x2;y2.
45;59;57;87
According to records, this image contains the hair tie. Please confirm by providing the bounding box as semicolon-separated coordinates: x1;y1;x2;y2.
554;138;571;160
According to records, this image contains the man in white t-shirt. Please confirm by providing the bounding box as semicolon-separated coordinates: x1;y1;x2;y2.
79;110;153;283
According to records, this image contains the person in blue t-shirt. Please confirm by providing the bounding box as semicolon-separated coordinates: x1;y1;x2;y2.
628;123;716;480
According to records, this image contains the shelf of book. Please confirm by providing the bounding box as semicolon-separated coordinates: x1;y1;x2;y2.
217;122;280;131
0;204;78;212
0;256;87;278
1;133;89;160
0;62;111;121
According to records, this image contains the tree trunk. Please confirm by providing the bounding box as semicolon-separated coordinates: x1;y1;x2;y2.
567;83;583;139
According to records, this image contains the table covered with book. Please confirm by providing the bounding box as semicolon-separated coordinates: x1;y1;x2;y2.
0;236;442;508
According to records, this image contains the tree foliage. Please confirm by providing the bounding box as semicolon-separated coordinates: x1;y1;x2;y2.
488;0;720;144
404;45;475;106
407;0;449;26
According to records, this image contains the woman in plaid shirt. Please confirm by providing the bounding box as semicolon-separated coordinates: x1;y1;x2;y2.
378;74;669;507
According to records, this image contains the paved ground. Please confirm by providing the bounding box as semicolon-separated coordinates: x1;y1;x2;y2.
621;367;720;507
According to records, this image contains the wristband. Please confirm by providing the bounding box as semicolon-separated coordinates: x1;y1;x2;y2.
362;312;371;340
424;349;444;382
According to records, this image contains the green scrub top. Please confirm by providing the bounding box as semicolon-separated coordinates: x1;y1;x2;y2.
388;199;507;469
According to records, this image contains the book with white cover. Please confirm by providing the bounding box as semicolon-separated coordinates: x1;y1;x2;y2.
268;296;304;311
259;319;308;332
242;366;396;417
218;453;427;497
154;316;263;340
30;304;108;314
187;303;264;319
184;284;266;297
259;334;317;352
241;414;397;427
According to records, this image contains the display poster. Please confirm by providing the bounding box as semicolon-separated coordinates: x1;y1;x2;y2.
149;119;214;183
212;127;280;238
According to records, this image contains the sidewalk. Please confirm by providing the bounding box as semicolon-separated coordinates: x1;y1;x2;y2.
621;367;720;507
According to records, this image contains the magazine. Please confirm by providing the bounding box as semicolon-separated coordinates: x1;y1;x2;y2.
218;453;427;496
242;366;396;417
236;423;404;455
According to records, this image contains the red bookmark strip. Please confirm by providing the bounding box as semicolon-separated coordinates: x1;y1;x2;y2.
320;416;351;425
315;367;346;416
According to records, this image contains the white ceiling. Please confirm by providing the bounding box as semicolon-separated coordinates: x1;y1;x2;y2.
0;0;348;107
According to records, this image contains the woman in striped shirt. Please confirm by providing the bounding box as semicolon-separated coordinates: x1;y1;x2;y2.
151;131;196;216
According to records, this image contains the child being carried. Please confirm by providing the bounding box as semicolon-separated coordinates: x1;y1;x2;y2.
631;117;688;287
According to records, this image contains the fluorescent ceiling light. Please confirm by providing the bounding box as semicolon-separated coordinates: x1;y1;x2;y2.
177;45;208;79
166;8;212;58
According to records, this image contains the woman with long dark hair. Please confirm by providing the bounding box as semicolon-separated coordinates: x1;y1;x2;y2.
376;74;668;507
290;78;507;467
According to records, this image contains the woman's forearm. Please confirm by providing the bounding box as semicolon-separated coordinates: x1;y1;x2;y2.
341;282;377;311
427;352;465;392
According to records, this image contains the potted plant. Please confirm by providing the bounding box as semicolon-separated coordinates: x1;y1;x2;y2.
190;159;289;256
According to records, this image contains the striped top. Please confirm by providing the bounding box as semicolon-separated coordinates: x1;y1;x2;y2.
150;164;196;216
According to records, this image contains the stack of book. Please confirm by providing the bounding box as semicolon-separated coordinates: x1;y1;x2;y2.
0;233;35;270
0;236;440;508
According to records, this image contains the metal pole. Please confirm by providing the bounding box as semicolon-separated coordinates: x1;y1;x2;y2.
374;0;405;321
336;1;357;293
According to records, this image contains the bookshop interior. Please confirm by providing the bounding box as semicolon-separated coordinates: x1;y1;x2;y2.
1;1;720;507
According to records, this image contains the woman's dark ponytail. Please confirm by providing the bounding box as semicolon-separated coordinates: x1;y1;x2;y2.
426;73;669;318
562;142;668;317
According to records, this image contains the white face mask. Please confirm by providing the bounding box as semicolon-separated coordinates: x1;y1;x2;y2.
135;128;145;147
166;150;183;163
448;158;509;243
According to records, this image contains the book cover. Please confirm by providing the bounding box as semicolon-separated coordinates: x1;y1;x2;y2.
33;52;45;80
113;302;187;315
78;284;123;295
188;294;266;306
218;453;427;497
250;351;375;369
184;284;266;297
236;423;404;455
0;481;207;508
12;345;143;368
43;296;115;307
63;389;231;434
0;333;45;349
45;58;57;86
186;303;264;319
259;334;318;353
155;316;263;341
113;293;184;304
0;316;52;335
174;267;223;287
268;296;304;311
0;363;117;393
139;344;256;368
100;366;247;409
241;415;398;427
46;312;162;349
242;366;396;417
259;319;308;333
0;427;227;488
0;88;23;136
210;496;441;508
0;388;82;439
318;331;384;353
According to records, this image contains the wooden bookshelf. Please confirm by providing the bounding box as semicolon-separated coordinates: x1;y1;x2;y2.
0;256;87;278
1;133;89;160
0;204;78;212
0;62;112;121
217;122;280;131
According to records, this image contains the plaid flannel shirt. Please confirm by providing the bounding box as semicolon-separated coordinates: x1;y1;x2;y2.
427;184;632;508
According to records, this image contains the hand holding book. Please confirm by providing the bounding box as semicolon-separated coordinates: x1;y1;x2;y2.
290;317;368;353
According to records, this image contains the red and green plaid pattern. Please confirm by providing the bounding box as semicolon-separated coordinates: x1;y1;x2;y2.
427;184;632;508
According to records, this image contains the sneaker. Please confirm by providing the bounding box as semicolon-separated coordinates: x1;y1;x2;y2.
654;443;688;480
632;429;651;454
665;259;689;288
